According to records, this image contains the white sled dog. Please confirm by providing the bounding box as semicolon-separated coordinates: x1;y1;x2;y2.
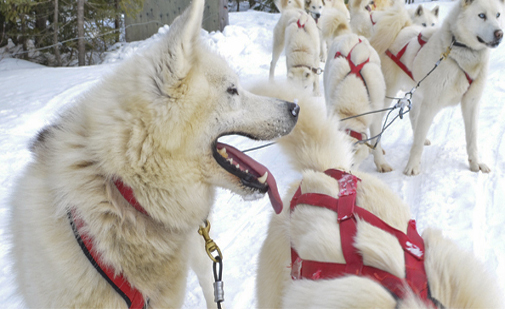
408;4;440;28
321;8;392;172
370;0;503;175
252;82;502;309
9;0;299;308
270;8;322;95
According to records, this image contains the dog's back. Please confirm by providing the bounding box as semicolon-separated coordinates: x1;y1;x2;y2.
253;81;502;308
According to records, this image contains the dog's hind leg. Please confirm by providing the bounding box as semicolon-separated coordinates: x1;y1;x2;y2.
370;111;393;172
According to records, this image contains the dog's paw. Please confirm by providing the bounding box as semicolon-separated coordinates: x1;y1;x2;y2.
424;139;431;146
469;160;491;173
404;163;421;176
377;163;394;173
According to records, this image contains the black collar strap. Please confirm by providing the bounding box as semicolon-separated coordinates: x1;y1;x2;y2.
452;36;470;49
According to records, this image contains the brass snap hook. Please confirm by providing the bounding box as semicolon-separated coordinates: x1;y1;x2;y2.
198;220;223;263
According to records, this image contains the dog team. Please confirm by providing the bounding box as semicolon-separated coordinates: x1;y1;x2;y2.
8;0;504;308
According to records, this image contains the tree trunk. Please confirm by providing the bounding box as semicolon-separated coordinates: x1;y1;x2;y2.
53;0;61;66
114;0;120;42
21;14;28;60
77;0;85;66
236;0;240;12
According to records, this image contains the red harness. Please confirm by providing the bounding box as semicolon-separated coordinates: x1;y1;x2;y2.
385;33;427;80
386;33;474;86
68;179;148;309
335;40;370;142
334;39;370;84
289;169;437;307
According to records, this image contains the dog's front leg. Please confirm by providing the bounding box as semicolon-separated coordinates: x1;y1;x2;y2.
461;84;490;173
404;102;438;176
188;227;217;309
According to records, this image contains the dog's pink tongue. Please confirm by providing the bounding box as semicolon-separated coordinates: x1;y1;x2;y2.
217;142;283;214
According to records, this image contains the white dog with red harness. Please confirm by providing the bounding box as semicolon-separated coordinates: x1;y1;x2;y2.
270;8;322;96
321;12;392;172
370;0;503;175
252;82;502;308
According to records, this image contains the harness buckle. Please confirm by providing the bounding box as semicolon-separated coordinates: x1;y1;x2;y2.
198;220;223;263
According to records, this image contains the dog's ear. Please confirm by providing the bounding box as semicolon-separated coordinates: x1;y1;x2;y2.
162;0;204;84
432;5;439;17
463;0;475;7
415;5;424;17
322;0;326;6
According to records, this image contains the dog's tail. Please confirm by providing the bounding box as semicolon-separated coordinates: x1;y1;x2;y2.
247;81;353;173
368;3;411;55
320;8;352;41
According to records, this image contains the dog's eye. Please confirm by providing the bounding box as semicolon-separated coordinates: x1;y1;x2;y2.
497;12;501;18
422;23;427;27
312;5;316;9
227;87;238;96
479;13;486;20
432;23;435;26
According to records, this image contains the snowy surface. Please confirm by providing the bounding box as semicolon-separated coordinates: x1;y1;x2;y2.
1;1;504;308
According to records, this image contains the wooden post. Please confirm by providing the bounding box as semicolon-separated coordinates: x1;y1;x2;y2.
125;0;229;42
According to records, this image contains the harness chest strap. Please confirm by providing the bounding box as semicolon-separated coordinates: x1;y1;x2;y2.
68;180;148;309
289;169;435;306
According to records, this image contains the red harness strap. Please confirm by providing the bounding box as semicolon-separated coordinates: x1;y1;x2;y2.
297;18;305;29
289;169;435;306
385;33;428;81
334;39;370;84
68;180;148;309
345;128;364;141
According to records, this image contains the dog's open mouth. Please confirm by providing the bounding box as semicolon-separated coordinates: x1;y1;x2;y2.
477;36;502;48
213;140;283;214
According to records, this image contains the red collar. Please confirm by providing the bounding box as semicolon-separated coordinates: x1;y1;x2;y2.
289;169;437;307
68;179;148;308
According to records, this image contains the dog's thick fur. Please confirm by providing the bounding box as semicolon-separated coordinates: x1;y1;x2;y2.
408;4;440;28
252;82;502;308
9;0;299;307
321;8;392;172
270;8;322;95
370;0;504;175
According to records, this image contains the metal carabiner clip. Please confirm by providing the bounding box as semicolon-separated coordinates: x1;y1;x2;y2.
198;220;223;263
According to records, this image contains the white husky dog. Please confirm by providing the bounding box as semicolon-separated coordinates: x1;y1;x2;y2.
252;82;502;308
349;0;378;38
321;8;392;172
9;0;299;308
270;8;322;95
370;0;503;175
409;4;440;28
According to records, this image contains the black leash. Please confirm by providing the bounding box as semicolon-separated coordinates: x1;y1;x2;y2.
213;256;224;309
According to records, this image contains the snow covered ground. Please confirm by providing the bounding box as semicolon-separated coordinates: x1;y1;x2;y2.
1;1;504;308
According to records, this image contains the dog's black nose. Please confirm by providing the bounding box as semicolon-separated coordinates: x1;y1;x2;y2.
288;102;300;118
495;29;503;40
315;13;321;19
